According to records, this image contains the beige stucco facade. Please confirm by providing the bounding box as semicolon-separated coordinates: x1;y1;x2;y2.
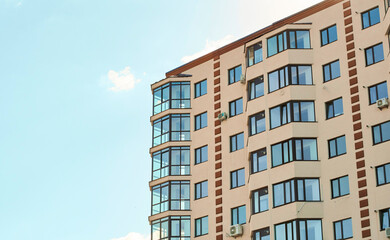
149;0;390;239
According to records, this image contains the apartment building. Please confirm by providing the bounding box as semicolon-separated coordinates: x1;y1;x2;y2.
149;0;390;239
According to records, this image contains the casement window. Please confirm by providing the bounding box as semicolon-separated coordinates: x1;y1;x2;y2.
249;111;266;136
323;60;340;82
328;135;347;158
231;205;246;225
151;216;190;240
252;187;269;214
195;180;208;200
194;79;207;98
379;208;390;230
372;120;390;144
195;112;207;130
271;138;318;167
376;163;390;186
229;98;243;117
248;76;264;100
270;101;315;129
368;81;388;105
326;97;343;119
195;216;208;237
247;42;263;66
334;218;353;240
252;227;270;240
153;82;190;115
321;24;337;46
151;181;190;215
267;30;311;57
362;7;380;29
250;148;267;174
230;132;244;152
231;168;245;189
152;146;190;180
331;176;350;199
268;65;312;93
195;145;208;165
275;219;322;240
365;43;384;66
228;65;242;84
273;178;320;207
153;114;190;146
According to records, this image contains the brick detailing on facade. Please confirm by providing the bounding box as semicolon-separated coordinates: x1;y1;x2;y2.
342;1;371;238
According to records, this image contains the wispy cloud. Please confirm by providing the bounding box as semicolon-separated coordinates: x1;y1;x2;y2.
110;232;150;240
16;1;22;7
181;35;237;63
108;66;141;92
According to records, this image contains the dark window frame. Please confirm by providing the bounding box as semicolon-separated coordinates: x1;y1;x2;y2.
333;218;353;240
252;227;270;240
267;29;311;57
230;132;244;152
151;216;191;240
328;135;347;158
195;145;208;165
268;65;313;93
228;65;242;85
194;79;207;98
151;181;190;215
248;75;265;100
379;207;390;230
195;180;208;200
320;24;338;46
365;43;384;66
270;100;316;129
250;148;267;174
152;146;190;180
247;41;263;67
331;175;350;199
325;97;343;120
274;219;323;240
376;162;390;186
194;112;207;131
229;98;244;117
322;59;341;82
361;6;381;29
195;216;208;237
249;111;266;136
152;114;191;147
231;205;246;225
368;81;388;105
372;120;390;145
252;187;269;214
231;168;245;189
153;81;191;115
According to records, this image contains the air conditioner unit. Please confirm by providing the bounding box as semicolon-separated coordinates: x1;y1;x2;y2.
240;74;246;84
386;227;390;238
377;98;389;109
229;224;243;237
218;112;228;121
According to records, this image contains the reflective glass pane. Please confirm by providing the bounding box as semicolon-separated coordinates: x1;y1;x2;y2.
269;71;279;92
334;221;342;240
296;31;310;48
370;8;380;26
272;144;283;167
366;48;374;65
303;139;317;160
340;176;350;196
332;179;339;198
374;44;384;62
334;98;343;116
271;107;281;129
305;179;320;201
300;102;315;121
267;36;278;57
275;224;286;240
331;61;340;79
336;136;346;155
343;218;353;238
377;166;385;185
321;29;328;45
381;121;390;142
377;82;388;99
323;65;330;82
362;12;370;29
298;66;312;85
273;183;284;207
329;25;337;43
307;220;322;240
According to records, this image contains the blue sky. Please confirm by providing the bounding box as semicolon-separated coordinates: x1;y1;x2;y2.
0;0;321;239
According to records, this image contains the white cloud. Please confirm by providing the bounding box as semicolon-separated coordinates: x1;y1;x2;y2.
16;1;22;7
181;35;237;63
108;66;141;92
110;232;150;240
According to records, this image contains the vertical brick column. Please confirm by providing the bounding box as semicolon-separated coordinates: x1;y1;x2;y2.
213;56;224;240
342;1;371;238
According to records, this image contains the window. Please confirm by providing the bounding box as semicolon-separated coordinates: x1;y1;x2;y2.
231;168;245;189
331;176;350;199
376;163;390;186
152;146;190;180
267;30;311;57
251;148;267;174
321;24;337;46
247;42;263;66
365;43;384;66
195;145;208;165
334;218;353;240
252;227;270;240
386;0;390;12
194;79;207;98
195;180;208;200
228;65;242;84
271;138;318;167
369;81;388;104
249;111;265;136
372;120;390;144
275;219;322;240
270;101;315;129
152;216;191;240
195;216;208;237
326;97;343;119
268;65;312;93
328;135;347;158
195;112;207;130
153;114;190;146
323;60;341;82
379;207;390;230
252;187;268;214
230;132;244;152
362;7;380;29
248;76;264;100
153;82;190;115
231;205;246;225
152;181;190;215
273;178;320;207
229;98;243;117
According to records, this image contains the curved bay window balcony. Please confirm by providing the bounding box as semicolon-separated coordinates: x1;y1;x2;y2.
153;82;190;115
268;65;313;93
152;216;190;240
267;29;311;57
152;181;190;215
153;114;190;147
152;146;190;180
270;101;315;129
